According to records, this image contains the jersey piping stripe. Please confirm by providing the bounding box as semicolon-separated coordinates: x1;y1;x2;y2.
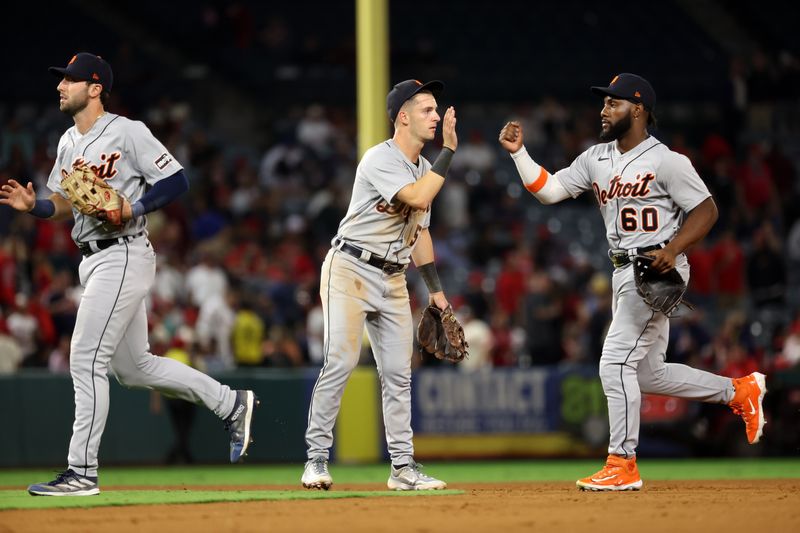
617;308;655;457
81;115;120;157
81;239;129;476
619;363;629;457
75;115;121;243
613;141;663;249
306;250;337;431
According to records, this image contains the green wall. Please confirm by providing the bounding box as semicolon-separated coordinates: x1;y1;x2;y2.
0;369;311;467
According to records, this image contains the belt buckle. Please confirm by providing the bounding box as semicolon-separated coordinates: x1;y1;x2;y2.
382;262;401;274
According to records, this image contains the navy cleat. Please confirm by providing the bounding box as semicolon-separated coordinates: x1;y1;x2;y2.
224;390;259;463
28;469;99;496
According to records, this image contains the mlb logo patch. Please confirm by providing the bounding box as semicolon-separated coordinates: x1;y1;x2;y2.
155;153;173;170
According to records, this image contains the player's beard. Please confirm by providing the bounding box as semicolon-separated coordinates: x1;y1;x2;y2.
599;111;632;142
60;92;89;117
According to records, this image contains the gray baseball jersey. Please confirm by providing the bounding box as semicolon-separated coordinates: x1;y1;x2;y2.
47;113;183;243
336;139;432;264
550;135;733;460
555;136;711;250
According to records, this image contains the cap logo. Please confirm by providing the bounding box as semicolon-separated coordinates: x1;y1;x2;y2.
414;80;422;85
92;73;100;80
68;55;77;65
611;75;619;85
634;90;641;98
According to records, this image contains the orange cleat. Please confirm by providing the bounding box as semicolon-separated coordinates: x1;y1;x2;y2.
729;372;767;444
576;455;642;491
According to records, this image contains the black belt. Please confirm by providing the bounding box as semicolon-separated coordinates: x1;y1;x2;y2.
77;232;144;257
608;241;669;268
333;238;407;275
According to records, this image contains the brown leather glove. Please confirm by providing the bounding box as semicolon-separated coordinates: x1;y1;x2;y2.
417;305;469;362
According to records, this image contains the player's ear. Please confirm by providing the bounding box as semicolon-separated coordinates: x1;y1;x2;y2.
88;83;103;98
397;110;409;127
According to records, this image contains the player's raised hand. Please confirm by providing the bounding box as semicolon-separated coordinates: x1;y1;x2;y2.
499;121;524;153
0;179;36;212
442;106;457;151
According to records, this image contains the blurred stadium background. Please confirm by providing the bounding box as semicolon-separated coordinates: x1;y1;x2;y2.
0;0;798;467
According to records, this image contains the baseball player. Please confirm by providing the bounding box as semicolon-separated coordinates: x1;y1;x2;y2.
499;73;767;491
301;80;456;491
0;53;258;496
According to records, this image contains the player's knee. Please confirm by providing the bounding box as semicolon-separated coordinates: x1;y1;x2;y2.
380;369;411;389
598;360;636;390
598;360;618;387
326;352;360;374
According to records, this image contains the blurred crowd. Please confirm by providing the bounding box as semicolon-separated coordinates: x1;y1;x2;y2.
0;47;798;384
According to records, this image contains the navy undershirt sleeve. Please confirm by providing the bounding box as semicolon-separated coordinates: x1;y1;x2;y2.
131;170;189;218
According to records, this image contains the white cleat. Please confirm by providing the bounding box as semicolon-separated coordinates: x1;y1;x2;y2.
387;460;446;491
302;457;333;490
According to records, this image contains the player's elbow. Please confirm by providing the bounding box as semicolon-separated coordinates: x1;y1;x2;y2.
694;197;718;227
405;196;431;210
529;189;562;206
708;199;719;225
535;193;558;206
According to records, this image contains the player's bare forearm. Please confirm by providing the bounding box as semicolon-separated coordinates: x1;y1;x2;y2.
50;193;76;221
411;228;435;266
665;197;718;255
411;229;449;308
396;171;445;209
649;197;718;272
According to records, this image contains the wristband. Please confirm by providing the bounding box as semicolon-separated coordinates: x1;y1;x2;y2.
430;147;454;178
29;199;55;218
418;262;442;293
131;201;145;219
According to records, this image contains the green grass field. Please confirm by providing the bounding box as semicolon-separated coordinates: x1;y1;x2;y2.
1;459;798;510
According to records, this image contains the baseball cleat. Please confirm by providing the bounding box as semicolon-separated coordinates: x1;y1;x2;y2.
225;390;259;463
729;372;767;444
387;460;446;491
302;457;333;490
28;469;100;496
576;455;643;491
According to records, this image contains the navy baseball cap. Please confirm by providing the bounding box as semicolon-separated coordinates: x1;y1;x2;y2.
387;79;444;122
49;53;113;93
591;73;655;111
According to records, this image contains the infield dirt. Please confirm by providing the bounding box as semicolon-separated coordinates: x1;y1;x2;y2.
2;479;798;532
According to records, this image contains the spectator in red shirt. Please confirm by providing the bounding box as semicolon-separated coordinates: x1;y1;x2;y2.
736;143;777;214
711;229;746;309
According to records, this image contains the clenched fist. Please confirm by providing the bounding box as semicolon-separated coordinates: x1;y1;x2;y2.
499;121;524;154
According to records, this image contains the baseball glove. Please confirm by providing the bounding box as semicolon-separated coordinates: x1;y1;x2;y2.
632;255;690;316
61;164;123;225
417;305;469;362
